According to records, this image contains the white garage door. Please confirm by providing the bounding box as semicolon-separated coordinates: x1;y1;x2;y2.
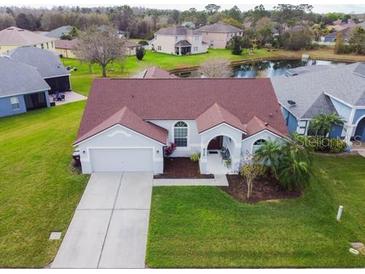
90;148;153;172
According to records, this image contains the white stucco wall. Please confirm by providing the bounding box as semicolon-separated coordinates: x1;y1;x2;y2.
199;123;243;174
241;130;284;162
76;124;164;174
149;120;201;157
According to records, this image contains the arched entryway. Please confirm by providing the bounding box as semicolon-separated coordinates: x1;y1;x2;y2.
206;135;235;174
354;117;365;142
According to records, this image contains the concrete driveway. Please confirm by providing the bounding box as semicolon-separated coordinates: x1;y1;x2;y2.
52;172;153;269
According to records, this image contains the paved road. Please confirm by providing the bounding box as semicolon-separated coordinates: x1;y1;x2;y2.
52;172;153;269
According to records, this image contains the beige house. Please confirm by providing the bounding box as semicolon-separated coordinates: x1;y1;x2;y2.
0;26;57;54
150;26;208;55
197;22;243;49
55;39;78;58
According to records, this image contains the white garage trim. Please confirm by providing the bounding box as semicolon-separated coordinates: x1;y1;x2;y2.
74;124;167;147
89;147;154;172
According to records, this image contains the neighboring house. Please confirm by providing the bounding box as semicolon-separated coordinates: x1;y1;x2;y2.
0;57;50;118
9;47;71;94
322;22;365;45
197;22;243;48
46;25;75;39
150;26;208;55
125;40;138;56
133;66;178;78
74;78;288;175
0;26;57;54
271;63;365;143
55;39;78;58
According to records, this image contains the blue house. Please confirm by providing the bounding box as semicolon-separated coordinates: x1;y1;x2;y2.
0;57;50;118
272;63;365;144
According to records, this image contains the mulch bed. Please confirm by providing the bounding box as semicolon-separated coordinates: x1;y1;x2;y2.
154;157;214;179
221;175;301;203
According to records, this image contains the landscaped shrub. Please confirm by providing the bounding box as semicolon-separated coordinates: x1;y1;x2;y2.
164;143;176;157
190;153;200;162
293;135;346;153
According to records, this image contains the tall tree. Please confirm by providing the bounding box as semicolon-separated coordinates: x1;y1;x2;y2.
205;4;221;15
334;32;345;54
349;27;365;54
198;59;231;77
75;26;127;77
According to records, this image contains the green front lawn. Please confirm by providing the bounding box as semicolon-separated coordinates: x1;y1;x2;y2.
0;102;88;267
147;155;365;267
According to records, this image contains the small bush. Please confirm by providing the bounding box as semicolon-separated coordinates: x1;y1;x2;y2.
190;153;200;162
293;135;346;153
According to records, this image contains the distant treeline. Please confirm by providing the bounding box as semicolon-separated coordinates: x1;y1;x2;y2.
0;4;363;39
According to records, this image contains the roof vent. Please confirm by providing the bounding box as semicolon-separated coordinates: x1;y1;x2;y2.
287;100;296;107
265;122;269;126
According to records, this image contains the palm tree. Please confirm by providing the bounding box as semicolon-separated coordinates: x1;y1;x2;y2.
254;140;282;178
309;113;345;137
278;143;312;191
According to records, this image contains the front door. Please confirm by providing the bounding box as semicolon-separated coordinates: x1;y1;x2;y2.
208;136;223;150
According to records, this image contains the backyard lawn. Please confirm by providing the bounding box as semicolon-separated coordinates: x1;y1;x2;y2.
0;102;88;267
63;47;365;97
147;155;365;267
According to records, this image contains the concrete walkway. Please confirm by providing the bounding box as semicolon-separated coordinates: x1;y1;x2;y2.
153;174;228;186
52;172;152;269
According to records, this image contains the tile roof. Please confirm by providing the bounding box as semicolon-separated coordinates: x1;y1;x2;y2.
133;66;177;78
75;106;168;144
76;78;288;142
0;26;56;46
271;63;365;119
197;22;243;33
0;56;50;97
9;46;69;79
196;103;246;133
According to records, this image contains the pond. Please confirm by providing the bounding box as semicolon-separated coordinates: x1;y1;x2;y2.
177;59;349;78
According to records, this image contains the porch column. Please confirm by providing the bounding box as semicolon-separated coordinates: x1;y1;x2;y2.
344;124;355;146
199;145;208;174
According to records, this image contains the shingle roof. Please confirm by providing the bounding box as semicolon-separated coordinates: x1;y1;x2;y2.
245;116;287;137
175;40;191;46
196;103;246;133
0;26;56;46
197;22;242;33
9;46;69;79
271;63;365;119
55;39;79;50
75;106;168;144
46;25;74;38
76;78;288;142
133;66;177;78
156;26;201;36
0;57;50;98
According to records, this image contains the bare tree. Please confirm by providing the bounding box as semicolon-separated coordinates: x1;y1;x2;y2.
75;26;126;77
198;58;231;78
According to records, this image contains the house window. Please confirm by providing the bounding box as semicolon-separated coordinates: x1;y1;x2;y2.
157;45;162;51
253;139;266;146
194;47;198;52
174;121;188;147
41;43;44;49
10;97;20;110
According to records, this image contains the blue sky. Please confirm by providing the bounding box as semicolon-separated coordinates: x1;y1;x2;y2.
3;0;365;14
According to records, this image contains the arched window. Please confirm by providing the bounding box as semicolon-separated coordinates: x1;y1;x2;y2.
174;121;188;147
253;139;266;146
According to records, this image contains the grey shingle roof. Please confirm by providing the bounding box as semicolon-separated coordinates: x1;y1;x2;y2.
175;40;191;46
197;22;242;33
0;57;50;98
156;26;200;36
46;25;74;38
9;46;69;79
271;63;365;119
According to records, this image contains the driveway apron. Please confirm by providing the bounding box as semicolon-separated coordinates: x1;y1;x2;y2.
52;172;153;269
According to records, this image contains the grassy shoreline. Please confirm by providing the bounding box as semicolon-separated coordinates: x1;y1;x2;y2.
63;48;365;96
